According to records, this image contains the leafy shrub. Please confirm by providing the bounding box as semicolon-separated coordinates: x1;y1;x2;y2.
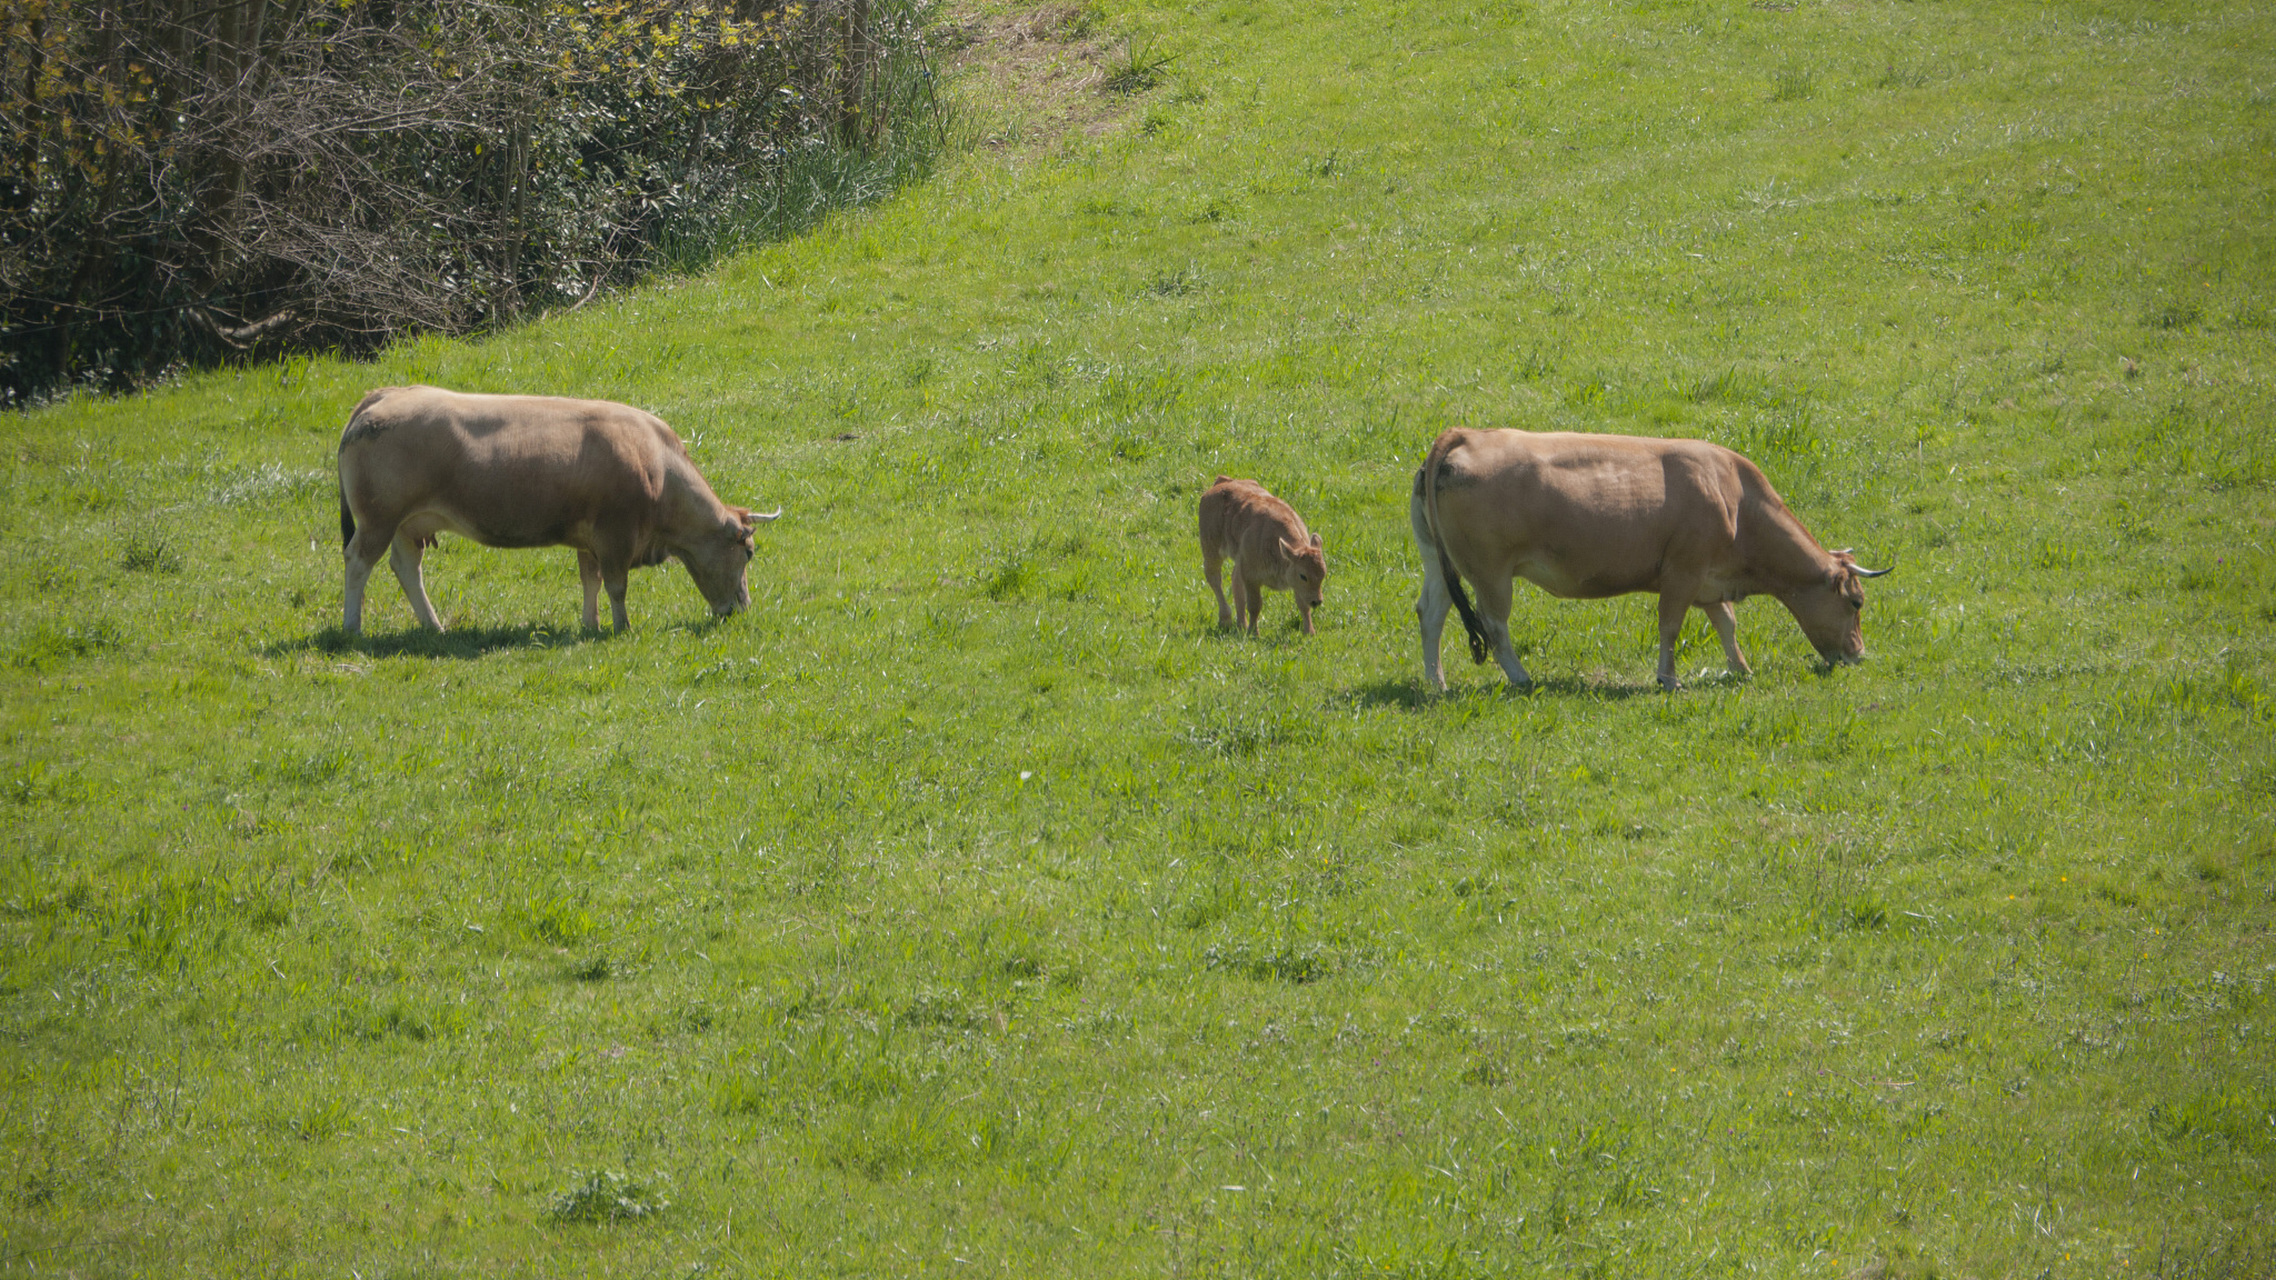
0;0;945;402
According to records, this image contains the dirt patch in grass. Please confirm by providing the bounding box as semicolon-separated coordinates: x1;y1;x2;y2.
937;2;1137;149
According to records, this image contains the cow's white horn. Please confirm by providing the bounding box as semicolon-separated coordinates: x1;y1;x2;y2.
1853;564;1893;578
748;507;783;523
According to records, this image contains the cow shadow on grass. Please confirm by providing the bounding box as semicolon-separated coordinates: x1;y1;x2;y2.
265;623;606;661
1344;673;1672;712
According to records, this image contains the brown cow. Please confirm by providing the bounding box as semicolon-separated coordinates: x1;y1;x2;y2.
336;386;778;634
1411;427;1888;691
1198;476;1327;636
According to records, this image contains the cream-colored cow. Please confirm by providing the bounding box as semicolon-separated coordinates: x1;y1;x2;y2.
1411;427;1888;691
336;386;777;634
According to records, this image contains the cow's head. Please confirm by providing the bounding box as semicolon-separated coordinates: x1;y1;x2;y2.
680;505;780;618
1789;549;1890;666
1280;532;1327;632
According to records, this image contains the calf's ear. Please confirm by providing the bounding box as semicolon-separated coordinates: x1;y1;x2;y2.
1310;532;1322;548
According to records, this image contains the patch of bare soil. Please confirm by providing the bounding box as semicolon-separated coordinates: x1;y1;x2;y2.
932;2;1141;149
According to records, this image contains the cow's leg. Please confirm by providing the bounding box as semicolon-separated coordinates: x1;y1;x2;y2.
577;550;603;630
1704;601;1751;677
1204;548;1234;630
1243;578;1265;637
600;560;632;631
1415;575;1452;691
1654;590;1693;691
1412;504;1453;691
1470;575;1533;690
1228;563;1251;634
342;524;392;635
391;532;444;631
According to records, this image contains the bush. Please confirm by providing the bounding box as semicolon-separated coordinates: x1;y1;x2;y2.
0;0;943;402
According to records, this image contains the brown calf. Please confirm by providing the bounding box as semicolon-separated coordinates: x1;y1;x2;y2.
1198;476;1327;636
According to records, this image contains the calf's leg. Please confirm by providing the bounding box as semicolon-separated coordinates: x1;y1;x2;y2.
1242;577;1265;637
391;533;444;631
1704;601;1750;676
1203;548;1234;629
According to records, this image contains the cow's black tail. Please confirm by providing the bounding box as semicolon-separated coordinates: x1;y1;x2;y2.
339;485;354;549
1420;431;1490;665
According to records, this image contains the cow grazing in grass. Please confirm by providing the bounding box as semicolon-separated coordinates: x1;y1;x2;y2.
1198;476;1327;636
1410;427;1889;691
336;386;779;634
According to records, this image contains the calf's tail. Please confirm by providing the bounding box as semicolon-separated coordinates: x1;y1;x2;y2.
339;485;355;549
1420;431;1490;665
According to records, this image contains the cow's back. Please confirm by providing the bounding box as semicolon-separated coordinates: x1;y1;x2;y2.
1430;428;1751;597
1199;477;1306;553
339;387;680;548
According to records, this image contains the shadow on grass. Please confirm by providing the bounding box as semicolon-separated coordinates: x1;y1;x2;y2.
1192;612;1325;647
659;614;745;640
1344;672;1671;711
265;623;605;661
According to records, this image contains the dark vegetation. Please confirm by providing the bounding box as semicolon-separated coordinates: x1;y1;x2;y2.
0;0;943;403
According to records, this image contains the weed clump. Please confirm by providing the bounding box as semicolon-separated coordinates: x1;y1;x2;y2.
1104;36;1175;93
547;1170;667;1223
1204;942;1333;984
1138;263;1205;298
11;620;123;669
1771;64;1817;102
119;533;184;574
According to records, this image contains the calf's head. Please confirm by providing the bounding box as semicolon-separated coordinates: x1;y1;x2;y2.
1279;532;1328;629
1786;549;1890;666
678;506;778;617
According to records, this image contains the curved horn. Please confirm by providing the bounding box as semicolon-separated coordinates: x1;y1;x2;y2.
1830;547;1892;577
746;507;783;523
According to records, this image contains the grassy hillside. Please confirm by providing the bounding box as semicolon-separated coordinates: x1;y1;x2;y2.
3;0;2271;1274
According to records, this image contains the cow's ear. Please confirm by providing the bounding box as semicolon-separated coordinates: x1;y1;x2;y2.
1310;532;1322;549
1279;536;1301;558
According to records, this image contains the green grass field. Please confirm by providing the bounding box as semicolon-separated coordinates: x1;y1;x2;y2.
3;0;2272;1274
